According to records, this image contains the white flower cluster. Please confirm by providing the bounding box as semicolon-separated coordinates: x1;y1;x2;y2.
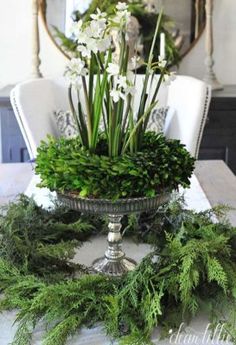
107;62;136;103
65;3;136;94
65;3;172;96
64;58;88;87
70;9;111;58
112;2;131;25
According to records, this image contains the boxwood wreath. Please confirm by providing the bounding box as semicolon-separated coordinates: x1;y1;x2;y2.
36;132;195;199
0;195;236;345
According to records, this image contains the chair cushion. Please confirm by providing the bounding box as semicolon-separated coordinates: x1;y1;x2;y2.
147;106;169;133
54;110;78;138
54;106;169;139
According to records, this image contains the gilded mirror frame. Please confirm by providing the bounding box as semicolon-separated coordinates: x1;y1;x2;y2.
38;0;70;59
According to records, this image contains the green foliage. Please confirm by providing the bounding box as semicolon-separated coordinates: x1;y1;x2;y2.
36;132;195;199
113;259;165;337
104;201;236;343
52;26;78;53
0;258;45;313
42;315;80;345
118;331;154;345
0;195;96;280
0;197;236;345
12;275;116;345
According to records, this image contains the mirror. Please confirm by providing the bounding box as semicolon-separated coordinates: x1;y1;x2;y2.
39;0;206;61
160;0;206;56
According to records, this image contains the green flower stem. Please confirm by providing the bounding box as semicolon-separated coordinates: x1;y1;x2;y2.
92;72;108;148
89;53;95;116
148;8;163;66
151;69;166;105
81;76;93;149
68;87;83;144
97;52;105;72
77;93;88;146
138;8;163;119
119;31;126;71
135;9;164;150
121;94;132;136
122;101;158;154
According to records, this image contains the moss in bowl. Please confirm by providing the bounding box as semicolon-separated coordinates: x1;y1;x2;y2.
36;131;195;201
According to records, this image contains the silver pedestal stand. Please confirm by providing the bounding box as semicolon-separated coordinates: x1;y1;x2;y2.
58;193;170;276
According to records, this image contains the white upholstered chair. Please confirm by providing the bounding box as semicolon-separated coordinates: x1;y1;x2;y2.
10;75;211;207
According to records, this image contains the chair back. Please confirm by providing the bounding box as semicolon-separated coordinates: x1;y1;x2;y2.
165;76;211;158
11;78;69;159
11;75;211;160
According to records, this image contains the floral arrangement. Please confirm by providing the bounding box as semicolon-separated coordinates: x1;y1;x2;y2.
63;2;173;157
36;3;194;199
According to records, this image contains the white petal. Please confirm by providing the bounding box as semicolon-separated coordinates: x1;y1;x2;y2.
116;2;128;11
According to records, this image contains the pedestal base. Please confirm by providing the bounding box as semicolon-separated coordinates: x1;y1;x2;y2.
58;192;170;276
93;256;137;276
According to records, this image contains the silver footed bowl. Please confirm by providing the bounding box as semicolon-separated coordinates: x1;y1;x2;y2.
57;192;170;276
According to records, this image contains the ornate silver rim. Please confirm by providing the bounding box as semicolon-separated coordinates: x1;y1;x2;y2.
57;192;170;215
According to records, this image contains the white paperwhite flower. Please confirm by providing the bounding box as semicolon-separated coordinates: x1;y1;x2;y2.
65;58;88;85
107;63;120;77
116;2;129;11
112;74;136;99
158;56;167;68
96;36;111;52
110;89;120;102
77;31;88;44
77;45;91;58
163;72;176;86
87;19;106;38
125;84;136;96
69;20;83;37
113;3;131;25
65;73;82;88
96;18;107;31
110;89;125;103
116;75;127;89
90;8;106;21
85;23;97;39
113;10;131;24
86;37;98;54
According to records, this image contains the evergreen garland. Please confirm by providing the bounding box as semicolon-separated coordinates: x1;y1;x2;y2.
0;196;236;345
